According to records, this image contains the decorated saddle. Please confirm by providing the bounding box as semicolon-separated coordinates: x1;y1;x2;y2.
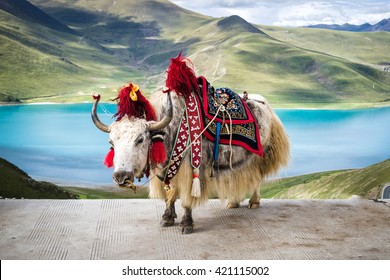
195;76;263;158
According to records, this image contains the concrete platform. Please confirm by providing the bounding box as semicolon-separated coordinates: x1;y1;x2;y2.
0;198;389;260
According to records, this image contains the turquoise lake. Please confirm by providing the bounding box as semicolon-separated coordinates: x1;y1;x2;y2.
1;104;390;187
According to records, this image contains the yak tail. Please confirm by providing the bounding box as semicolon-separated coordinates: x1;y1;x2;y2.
259;111;290;178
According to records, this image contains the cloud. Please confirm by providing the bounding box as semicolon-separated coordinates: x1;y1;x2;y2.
173;0;256;8
274;1;390;26
171;0;390;26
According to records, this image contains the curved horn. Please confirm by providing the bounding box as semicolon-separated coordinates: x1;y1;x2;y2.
148;91;173;131
91;94;110;133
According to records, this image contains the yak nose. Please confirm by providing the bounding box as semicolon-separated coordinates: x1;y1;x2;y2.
113;170;134;186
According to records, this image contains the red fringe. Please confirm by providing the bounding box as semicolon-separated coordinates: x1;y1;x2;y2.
114;83;157;122
150;141;166;164
104;148;115;168
164;52;199;98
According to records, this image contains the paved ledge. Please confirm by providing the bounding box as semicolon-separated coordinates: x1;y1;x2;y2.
0;198;389;260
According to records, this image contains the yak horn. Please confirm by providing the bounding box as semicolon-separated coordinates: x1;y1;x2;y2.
91;94;110;133
148;91;173;131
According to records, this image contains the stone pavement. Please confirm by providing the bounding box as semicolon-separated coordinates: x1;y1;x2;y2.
0;197;389;260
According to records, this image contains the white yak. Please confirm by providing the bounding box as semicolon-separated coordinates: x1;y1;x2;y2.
92;57;290;234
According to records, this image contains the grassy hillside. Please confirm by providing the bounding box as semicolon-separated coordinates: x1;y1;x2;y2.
0;157;148;199
0;0;389;107
64;186;149;199
0;157;78;199
262;25;390;66
261;158;390;199
29;0;211;70
0;7;143;103
1;156;389;200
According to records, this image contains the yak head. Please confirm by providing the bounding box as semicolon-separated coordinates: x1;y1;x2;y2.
91;92;172;189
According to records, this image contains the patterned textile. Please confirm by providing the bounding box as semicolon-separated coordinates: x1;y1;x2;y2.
163;92;202;184
162;77;263;184
186;93;202;168
196;76;263;157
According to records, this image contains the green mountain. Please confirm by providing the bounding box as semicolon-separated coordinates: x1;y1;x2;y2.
0;0;143;103
0;0;389;107
261;158;390;199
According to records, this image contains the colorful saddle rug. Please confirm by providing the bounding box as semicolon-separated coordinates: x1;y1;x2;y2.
196;76;263;157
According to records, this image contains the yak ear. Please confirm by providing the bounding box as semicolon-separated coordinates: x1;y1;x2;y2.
148;91;173;131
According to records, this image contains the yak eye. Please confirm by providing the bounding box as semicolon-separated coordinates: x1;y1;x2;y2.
135;135;144;145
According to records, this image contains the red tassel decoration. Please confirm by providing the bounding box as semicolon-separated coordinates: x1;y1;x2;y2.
164;52;199;98
104;148;115;168
150;141;166;164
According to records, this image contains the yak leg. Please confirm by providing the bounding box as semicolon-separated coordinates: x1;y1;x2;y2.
248;188;261;209
180;207;194;234
160;188;177;227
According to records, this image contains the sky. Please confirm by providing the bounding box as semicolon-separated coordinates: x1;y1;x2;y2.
170;0;390;27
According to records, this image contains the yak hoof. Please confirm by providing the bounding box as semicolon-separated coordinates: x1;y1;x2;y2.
160;218;175;227
248;202;260;209
227;202;240;208
181;225;194;234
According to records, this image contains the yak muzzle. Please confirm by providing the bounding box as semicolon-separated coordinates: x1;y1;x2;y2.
113;170;137;193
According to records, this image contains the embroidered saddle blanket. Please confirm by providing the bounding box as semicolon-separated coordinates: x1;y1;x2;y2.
196;76;263;157
161;77;263;185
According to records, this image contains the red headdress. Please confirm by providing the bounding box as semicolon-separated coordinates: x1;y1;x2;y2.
104;83;167;169
164;52;199;98
114;83;157;122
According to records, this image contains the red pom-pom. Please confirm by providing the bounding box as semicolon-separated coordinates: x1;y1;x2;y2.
104;148;115;168
165;52;199;98
150;141;166;164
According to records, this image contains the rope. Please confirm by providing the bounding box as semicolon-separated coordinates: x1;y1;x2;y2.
224;109;234;170
99;103;114;118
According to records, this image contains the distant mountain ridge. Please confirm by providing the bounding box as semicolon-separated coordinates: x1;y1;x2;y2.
306;18;390;32
217;15;265;34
